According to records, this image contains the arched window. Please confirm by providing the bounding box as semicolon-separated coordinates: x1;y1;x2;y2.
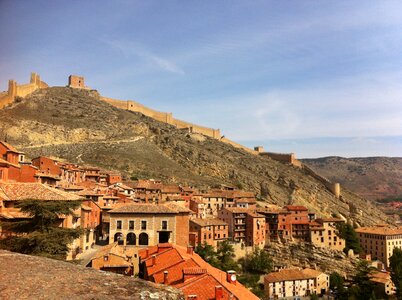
139;232;149;246
114;232;124;245
127;232;136;245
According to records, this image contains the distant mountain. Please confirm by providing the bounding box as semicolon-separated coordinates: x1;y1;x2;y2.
0;87;390;226
302;156;402;201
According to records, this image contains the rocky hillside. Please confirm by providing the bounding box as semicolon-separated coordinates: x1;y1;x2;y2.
302;157;402;201
0;87;390;226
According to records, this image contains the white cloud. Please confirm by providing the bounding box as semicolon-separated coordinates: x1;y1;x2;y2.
100;38;185;75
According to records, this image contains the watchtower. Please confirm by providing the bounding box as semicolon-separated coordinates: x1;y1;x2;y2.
68;75;86;88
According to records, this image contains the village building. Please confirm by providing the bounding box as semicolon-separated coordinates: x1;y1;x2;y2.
356;225;402;268
258;205;315;242
310;218;345;251
0;141;37;183
89;242;135;275
139;243;259;300
189;197;208;219
130;179;162;203
107;203;190;247
189;218;229;247
218;207;266;247
31;156;61;176
0;182;93;259
264;268;329;299
370;271;396;297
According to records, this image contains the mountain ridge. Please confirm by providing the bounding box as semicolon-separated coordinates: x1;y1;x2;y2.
0;87;390;226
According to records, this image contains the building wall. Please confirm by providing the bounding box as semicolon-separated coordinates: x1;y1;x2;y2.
32;157;61;176
174;213;190;247
310;222;345;251
265;274;329;298
109;213;188;247
19;164;37;182
246;215;266;247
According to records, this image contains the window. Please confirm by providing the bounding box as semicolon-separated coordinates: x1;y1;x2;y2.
129;220;134;230
162;220;168;230
104;256;108;261
141;220;147;230
116;220;122;230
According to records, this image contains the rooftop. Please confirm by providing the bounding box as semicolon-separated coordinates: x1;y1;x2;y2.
265;268;324;283
0;182;82;201
355;225;402;236
109;203;190;214
190;218;227;227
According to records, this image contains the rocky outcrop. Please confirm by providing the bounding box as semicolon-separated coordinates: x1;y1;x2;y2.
0;251;183;299
265;242;358;276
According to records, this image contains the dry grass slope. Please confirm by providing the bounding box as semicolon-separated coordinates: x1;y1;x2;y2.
0;87;391;226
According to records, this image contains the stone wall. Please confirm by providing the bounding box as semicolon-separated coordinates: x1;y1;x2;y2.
0;72;48;109
303;164;341;198
259;151;302;167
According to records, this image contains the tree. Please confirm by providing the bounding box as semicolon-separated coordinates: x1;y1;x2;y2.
349;260;376;300
390;248;402;300
336;222;362;254
0;200;82;259
240;247;272;274
216;240;237;271
195;242;219;267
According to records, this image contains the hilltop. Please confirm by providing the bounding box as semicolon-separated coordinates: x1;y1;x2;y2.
302;157;402;201
0;87;390;226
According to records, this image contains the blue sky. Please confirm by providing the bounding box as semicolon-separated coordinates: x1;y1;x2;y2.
0;1;401;158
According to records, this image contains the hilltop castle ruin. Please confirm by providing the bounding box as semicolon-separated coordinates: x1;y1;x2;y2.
0;73;341;198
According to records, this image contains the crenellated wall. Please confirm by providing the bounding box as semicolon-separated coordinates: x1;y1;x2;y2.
0;72;48;109
100;96;221;140
259;151;302;166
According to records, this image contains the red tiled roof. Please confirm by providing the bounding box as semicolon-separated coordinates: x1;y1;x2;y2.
161;185;181;193
0;141;24;154
0;183;83;201
141;244;259;300
284;205;308;211
176;273;233;300
265;268;323;283
153;259;199;285
109;203;190;214
190;218;227;227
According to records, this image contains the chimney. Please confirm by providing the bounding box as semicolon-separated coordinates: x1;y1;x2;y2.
152;255;156;266
163;271;169;285
187;245;194;255
226;270;237;285
215;286;223;300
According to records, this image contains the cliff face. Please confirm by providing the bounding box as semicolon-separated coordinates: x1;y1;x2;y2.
0;87;390;226
0;250;183;299
302;157;402;201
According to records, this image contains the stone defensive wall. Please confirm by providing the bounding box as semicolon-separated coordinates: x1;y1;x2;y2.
101;96;221;139
0;73;48;109
302;164;341;198
259;151;302;167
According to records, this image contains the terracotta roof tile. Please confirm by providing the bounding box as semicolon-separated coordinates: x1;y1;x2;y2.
190;218;228;227
265;268;324;283
0;183;82;201
284;205;308;211
109;203;190;214
356;226;402;236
